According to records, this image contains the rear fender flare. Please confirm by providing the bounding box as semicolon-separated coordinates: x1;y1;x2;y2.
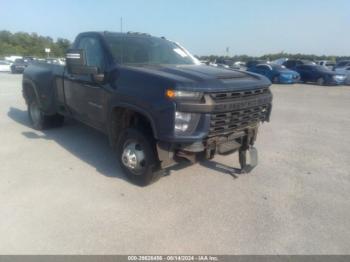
22;78;42;108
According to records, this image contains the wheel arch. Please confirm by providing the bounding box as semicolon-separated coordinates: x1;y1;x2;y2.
108;103;158;148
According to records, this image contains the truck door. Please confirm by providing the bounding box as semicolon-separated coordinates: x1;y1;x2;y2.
302;66;315;82
64;36;107;131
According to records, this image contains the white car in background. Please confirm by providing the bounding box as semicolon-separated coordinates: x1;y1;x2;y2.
0;60;11;72
272;58;289;65
335;66;350;85
4;55;22;63
317;60;336;70
45;58;65;65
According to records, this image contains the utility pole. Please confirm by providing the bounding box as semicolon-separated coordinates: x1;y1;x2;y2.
120;17;123;33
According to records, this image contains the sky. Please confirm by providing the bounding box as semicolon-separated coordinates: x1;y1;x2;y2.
0;0;349;56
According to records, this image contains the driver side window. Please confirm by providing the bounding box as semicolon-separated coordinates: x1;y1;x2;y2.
77;36;105;72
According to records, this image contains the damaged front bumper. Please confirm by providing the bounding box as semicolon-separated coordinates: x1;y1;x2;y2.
157;124;260;171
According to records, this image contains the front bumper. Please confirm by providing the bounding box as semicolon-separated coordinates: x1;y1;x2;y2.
157;124;260;168
325;79;345;85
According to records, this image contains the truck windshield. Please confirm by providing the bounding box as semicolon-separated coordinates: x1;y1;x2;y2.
105;34;200;66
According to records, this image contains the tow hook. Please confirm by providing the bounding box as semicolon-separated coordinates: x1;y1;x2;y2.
239;146;258;173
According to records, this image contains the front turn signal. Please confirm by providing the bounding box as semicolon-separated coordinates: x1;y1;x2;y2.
165;89;176;99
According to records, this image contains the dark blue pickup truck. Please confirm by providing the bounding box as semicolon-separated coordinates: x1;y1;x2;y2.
22;31;273;185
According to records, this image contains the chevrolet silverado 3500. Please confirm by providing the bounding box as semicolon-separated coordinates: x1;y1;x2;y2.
22;31;273;186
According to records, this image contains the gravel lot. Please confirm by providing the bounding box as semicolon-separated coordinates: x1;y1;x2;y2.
0;73;349;254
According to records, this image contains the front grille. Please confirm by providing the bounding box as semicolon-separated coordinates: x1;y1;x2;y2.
209;104;270;136
210;87;269;101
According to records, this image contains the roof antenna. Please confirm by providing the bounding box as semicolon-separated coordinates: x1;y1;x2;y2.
120;16;124;64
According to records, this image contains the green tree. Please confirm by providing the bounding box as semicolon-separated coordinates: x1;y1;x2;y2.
0;30;71;58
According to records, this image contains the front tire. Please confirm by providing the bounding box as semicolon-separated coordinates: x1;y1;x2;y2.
317;77;325;86
117;128;162;186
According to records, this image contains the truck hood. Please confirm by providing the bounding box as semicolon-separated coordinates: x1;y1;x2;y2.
125;64;271;92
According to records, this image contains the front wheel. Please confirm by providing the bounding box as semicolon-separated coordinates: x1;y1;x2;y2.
117;128;162;186
316;77;325;86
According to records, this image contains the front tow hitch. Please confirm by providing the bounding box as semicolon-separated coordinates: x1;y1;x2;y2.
239;146;258;173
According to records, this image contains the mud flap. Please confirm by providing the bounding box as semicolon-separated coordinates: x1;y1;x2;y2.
239;146;258;173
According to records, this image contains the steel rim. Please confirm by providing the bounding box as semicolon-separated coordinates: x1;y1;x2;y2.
121;139;146;175
29;101;41;125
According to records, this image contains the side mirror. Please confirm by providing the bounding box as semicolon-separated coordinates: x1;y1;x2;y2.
66;49;98;75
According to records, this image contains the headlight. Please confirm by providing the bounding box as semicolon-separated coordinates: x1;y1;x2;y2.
166;89;203;101
175;111;192;133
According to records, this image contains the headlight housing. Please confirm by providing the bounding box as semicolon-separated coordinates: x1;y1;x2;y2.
168;90;202;135
175;111;192;133
174;111;200;134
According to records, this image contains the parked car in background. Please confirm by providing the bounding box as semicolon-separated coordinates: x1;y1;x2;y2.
216;63;230;69
295;64;346;85
232;61;246;70
10;59;28;73
4;55;22;63
23;56;35;61
334;60;350;70
229;64;241;70
0;60;11;72
271;58;289;65
45;58;65;65
208;62;219;67
283;59;315;70
334;66;350;85
246;60;267;69
317;60;336;70
248;63;300;84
